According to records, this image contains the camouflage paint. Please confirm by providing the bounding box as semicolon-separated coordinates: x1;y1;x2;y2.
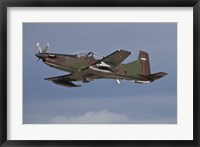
36;50;168;87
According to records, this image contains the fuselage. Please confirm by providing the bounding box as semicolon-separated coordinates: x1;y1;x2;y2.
36;52;149;82
35;48;168;87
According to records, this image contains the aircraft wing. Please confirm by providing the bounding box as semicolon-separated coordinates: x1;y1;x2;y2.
45;72;87;82
72;50;132;78
45;69;100;87
45;73;82;87
45;62;111;87
95;50;131;69
45;74;75;81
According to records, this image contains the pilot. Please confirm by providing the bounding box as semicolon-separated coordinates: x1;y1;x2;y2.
87;52;94;58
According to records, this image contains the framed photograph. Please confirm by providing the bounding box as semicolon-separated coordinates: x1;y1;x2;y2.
0;0;199;146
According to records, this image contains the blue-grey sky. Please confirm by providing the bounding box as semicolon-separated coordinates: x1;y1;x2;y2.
23;23;177;124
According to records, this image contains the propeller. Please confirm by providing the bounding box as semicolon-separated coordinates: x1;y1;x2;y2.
34;42;49;67
43;43;49;53
116;79;120;84
36;42;42;53
33;59;40;68
36;42;49;53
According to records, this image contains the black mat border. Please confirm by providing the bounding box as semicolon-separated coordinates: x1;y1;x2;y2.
0;0;199;146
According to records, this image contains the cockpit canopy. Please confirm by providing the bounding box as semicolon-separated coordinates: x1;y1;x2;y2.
73;51;103;60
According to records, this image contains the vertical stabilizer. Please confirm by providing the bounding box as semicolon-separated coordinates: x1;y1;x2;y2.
137;50;151;75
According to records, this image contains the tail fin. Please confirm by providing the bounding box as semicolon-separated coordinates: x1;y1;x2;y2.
137;50;151;75
122;50;151;76
123;50;168;82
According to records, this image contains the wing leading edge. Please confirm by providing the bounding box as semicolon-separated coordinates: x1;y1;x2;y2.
92;49;131;69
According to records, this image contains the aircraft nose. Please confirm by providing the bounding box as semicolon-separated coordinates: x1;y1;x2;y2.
35;53;44;59
164;72;168;76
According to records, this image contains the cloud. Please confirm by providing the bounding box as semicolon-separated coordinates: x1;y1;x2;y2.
24;95;177;124
50;110;130;124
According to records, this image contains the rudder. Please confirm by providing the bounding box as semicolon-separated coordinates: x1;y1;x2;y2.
137;50;151;75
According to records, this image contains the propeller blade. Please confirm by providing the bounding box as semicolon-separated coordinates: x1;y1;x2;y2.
116;79;120;84
42;42;49;53
36;42;42;53
33;58;40;68
33;57;41;68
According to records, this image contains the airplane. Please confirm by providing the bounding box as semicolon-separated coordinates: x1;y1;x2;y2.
35;43;168;87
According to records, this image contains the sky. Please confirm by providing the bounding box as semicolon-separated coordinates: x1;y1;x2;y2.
23;23;177;124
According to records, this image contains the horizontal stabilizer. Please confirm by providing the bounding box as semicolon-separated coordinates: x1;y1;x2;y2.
138;72;168;82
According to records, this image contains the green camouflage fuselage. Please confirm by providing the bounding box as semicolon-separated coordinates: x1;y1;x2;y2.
35;43;168;87
43;53;147;82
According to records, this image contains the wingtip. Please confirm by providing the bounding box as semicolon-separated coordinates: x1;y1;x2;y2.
117;49;132;54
